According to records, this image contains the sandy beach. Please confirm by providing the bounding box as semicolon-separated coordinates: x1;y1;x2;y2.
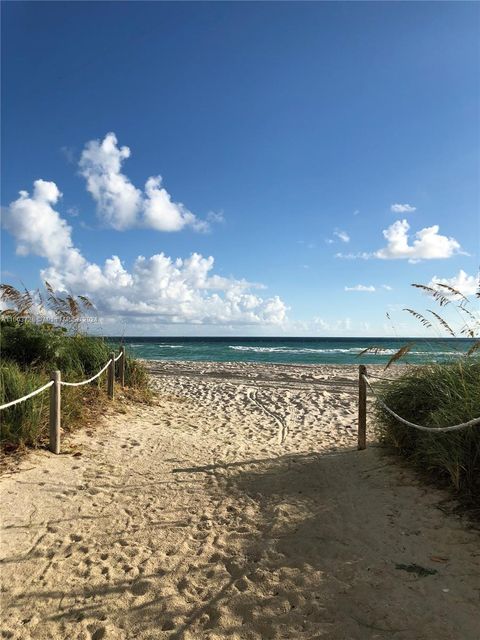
1;361;479;640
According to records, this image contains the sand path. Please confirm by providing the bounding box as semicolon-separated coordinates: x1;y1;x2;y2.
1;362;479;640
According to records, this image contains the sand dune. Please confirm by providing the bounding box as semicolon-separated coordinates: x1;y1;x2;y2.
1;362;478;639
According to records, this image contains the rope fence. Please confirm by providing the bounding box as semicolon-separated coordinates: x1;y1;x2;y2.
0;346;126;454
357;365;480;449
0;381;54;410
59;360;112;387
362;372;398;382
3;357;477;455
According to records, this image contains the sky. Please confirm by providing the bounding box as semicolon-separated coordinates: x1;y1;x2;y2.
1;1;479;337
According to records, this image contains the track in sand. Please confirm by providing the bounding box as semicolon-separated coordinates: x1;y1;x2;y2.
1;361;478;640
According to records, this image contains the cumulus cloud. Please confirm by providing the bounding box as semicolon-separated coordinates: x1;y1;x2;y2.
79;133;142;230
79;132;212;233
336;219;462;262
428;269;478;297
4;181;286;326
333;229;350;243
344;284;375;292
2;180;84;272
42;252;288;325
375;219;462;261
390;203;416;213
382;284;393;291
143;176;207;232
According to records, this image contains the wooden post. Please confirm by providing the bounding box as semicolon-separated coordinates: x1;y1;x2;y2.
49;370;61;454
358;364;367;450
120;346;126;388
108;352;115;400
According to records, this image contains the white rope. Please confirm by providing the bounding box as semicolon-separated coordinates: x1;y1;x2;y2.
0;381;54;410
363;375;480;432
114;352;123;362
60;359;112;387
364;373;398;382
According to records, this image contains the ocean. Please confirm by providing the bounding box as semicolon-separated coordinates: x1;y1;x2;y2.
111;337;476;366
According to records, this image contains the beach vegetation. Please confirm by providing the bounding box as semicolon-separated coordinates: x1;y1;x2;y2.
366;278;480;511
0;282;151;452
373;359;480;510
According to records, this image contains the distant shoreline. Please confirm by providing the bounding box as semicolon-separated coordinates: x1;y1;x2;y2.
109;336;475;367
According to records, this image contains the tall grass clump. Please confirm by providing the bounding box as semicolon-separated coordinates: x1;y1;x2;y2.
373;360;480;505
0;362;50;446
366;277;480;510
0;359;109;449
124;355;150;389
1;282;151;451
1;320;111;379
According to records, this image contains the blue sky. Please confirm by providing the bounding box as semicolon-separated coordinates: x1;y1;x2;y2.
1;1;478;336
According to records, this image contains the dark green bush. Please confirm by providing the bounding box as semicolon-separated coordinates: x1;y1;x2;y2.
0;320;111;379
1;321;67;368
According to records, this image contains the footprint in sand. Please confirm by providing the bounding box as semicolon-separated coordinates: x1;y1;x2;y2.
130;579;152;596
88;626;106;640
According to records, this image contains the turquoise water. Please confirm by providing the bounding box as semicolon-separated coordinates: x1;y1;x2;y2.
109;337;477;366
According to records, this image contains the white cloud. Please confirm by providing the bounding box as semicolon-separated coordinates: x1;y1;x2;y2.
42;252;288;325
2;180;84;272
79;132;212;233
4;181;287;327
333;229;350;243
391;203;416;213
335;252;370;260
428;270;478;297
143;176;207;232
79;133;142;230
336;219;462;262
382;284;393;291
375;219;462;261
344;284;376;292
327;229;350;245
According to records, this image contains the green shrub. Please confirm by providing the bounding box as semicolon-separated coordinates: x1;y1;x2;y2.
0;361;49;446
1;322;150;449
1;321;67;368
373;359;480;505
0;320;112;380
58;334;111;379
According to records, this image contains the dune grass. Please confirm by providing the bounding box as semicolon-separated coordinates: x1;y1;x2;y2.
373;359;480;508
0;319;150;450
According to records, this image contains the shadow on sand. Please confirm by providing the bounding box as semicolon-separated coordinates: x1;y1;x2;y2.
14;447;476;640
